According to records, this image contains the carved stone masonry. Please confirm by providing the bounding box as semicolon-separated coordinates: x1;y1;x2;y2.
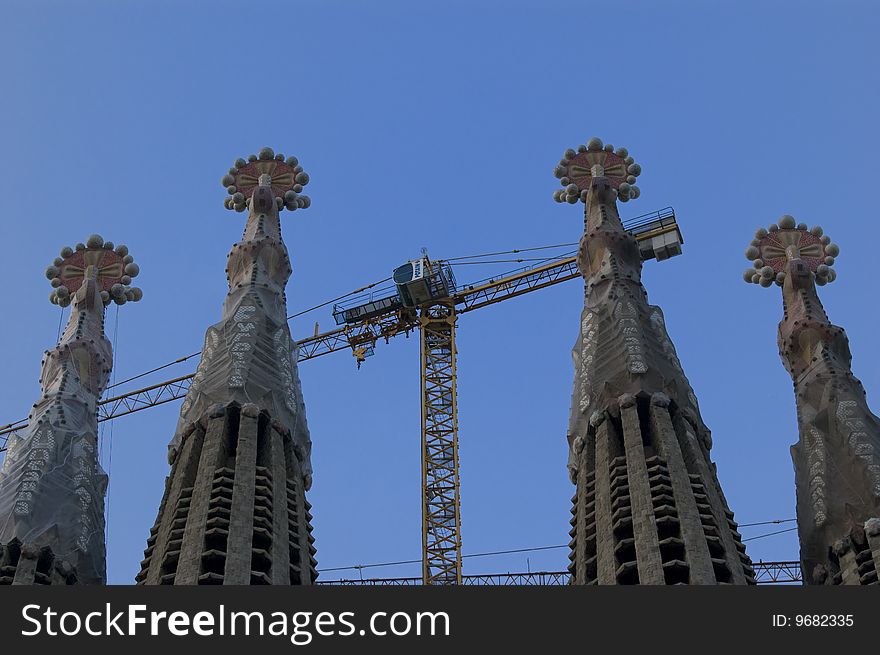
137;148;317;585
744;216;880;585
559;137;755;584
0;235;142;584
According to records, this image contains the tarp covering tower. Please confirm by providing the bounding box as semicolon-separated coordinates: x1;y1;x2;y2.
559;137;755;585
0;236;142;584
744;216;880;585
137;148;317;585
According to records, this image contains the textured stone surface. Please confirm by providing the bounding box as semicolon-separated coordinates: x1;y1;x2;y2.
138;166;316;585
0;539;78;585
564;146;753;585
0;239;140;585
747;219;880;585
168;188;312;480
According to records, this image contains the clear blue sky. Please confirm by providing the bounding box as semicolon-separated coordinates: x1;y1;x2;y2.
1;1;878;583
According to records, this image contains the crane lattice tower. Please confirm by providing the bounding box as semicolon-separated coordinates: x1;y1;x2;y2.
558;137;755;584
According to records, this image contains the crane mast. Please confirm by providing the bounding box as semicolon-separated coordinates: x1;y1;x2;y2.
420;301;461;584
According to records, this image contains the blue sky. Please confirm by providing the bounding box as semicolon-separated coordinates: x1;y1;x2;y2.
1;1;878;583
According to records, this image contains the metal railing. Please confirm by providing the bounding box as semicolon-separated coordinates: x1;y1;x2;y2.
320;562;803;585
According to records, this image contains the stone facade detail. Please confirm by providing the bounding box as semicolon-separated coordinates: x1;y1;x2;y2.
744;216;880;584
559;137;755;584
0;235;142;585
137;149;316;585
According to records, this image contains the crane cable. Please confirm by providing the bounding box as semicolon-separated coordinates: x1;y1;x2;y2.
104;304;120;544
0;240;579;433
103;276;394;392
318;519;799;573
101;241;585;393
286;276;392;319
443;242;579;263
450;255;575;266
743;527;798;542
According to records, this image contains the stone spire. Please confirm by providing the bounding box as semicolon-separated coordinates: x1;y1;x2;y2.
137;147;317;585
558;137;755;585
744;216;880;585
0;236;142;585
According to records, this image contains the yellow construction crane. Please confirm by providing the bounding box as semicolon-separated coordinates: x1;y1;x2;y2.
325;207;681;583
0;207;683;585
329;253;584;584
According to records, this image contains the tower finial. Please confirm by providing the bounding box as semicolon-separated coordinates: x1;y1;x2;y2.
742;215;839;287
45;235;143;308
0;233;143;584
742;217;879;585
221;147;311;213
552;137;642;205
562;135;755;584
138;149;318;585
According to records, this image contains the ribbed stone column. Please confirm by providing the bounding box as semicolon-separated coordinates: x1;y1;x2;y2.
268;429;291;585
592;417;617;584
650;396;715;583
620;396;664;583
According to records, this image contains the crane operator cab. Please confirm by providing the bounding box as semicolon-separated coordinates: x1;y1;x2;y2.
332;257;458;326
393;257;457;308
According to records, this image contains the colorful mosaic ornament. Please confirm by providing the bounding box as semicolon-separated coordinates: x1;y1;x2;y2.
743;215;840;287
45;235;143;307
552;137;642;204
221;147;311;213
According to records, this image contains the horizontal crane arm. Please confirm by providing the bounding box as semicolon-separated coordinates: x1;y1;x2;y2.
0;257;581;450
453;256;579;314
0;316;421;450
1;207;681;450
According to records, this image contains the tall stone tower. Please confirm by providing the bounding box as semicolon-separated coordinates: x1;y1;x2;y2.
743;216;880;585
137;148;317;585
559;137;755;585
0;235;142;585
